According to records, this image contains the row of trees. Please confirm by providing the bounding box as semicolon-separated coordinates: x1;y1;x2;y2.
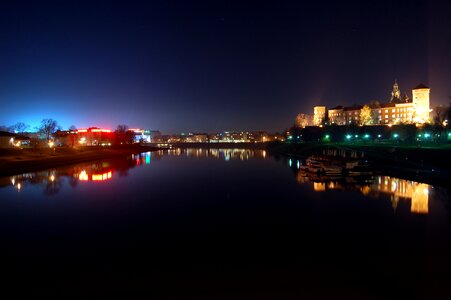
0;119;63;139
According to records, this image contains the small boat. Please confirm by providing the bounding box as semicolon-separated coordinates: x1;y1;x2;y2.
348;160;373;175
305;155;344;174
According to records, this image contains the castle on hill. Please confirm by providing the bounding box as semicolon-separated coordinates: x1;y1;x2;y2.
310;81;431;127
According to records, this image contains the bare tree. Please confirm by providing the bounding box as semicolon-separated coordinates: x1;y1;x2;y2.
115;124;134;144
116;124;129;133
434;105;450;126
69;125;77;131
39;118;59;140
11;122;29;133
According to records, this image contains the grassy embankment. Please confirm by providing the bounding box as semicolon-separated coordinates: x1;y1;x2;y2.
0;145;159;177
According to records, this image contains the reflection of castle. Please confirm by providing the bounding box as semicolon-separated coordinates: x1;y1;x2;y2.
296;171;429;214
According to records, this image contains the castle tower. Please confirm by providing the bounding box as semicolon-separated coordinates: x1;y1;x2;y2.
412;83;430;124
313;106;326;126
390;80;401;103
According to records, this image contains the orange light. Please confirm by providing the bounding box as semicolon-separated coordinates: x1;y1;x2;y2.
77;129;88;133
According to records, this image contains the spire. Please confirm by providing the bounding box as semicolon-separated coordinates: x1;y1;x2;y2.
390;79;401;103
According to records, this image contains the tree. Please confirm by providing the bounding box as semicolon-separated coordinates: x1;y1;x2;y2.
295;113;310;128
115;124;134;144
39;118;59;140
433;105;450;126
359;105;372;125
11;122;29;133
69;125;77;131
116;124;129;133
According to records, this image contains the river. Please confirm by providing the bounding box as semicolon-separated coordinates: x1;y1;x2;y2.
1;148;450;298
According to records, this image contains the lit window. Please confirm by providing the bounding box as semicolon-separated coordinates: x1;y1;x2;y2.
392;109;395;112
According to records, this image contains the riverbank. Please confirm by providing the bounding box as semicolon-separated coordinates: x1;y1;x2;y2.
0;145;160;177
267;142;451;187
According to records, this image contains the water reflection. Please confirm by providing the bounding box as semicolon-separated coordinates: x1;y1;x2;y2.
0;150;266;195
290;158;430;214
159;148;266;161
0;149;437;216
0;151;154;195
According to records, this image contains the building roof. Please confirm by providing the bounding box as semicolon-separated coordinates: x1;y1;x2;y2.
380;102;396;108
329;105;344;110
343;105;363;111
0;131;15;137
413;83;429;90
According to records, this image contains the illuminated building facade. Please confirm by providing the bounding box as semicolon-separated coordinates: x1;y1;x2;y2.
76;127;113;146
129;128;151;143
313;106;327;126
412;84;431;124
328;106;345;125
344;106;363;125
312;81;431;127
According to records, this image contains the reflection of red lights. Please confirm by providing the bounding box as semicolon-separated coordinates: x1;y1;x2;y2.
92;171;112;181
79;170;89;181
78;170;112;181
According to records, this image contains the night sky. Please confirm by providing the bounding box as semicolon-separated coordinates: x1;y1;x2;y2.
1;0;450;133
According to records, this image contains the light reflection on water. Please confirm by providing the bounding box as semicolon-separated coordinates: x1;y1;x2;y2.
0;148;450;298
0;149;438;216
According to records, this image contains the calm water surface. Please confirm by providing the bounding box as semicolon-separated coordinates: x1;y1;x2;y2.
1;148;450;299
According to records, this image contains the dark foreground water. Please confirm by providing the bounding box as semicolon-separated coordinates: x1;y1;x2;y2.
1;148;450;299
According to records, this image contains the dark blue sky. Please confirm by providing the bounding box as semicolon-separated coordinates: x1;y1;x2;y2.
1;0;450;133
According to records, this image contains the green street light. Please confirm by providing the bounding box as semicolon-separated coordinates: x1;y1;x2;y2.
393;133;399;138
346;134;352;140
364;134;370;139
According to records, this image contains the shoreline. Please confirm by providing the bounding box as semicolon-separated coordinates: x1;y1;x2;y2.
2;142;451;187
0;145;160;177
267;142;451;187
